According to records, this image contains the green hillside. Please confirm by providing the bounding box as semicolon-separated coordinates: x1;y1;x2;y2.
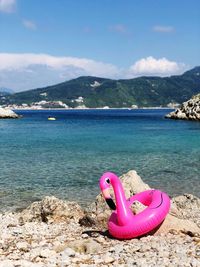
1;66;200;108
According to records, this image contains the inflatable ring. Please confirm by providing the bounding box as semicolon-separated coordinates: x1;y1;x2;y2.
99;172;170;239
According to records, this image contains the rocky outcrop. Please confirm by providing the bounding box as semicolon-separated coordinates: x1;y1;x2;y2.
166;93;200;120
172;194;200;228
19;196;84;223
0;107;20;119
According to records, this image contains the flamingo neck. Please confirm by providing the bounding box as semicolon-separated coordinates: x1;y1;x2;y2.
111;176;133;226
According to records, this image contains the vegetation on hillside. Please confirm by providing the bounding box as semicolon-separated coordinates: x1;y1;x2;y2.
0;67;200;108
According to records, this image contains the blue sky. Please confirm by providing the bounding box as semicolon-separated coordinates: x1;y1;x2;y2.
0;0;199;91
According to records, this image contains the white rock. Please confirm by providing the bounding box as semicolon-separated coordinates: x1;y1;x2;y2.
103;256;115;264
61;247;76;257
40;248;56;258
16;241;29;252
0;107;19;119
0;260;14;267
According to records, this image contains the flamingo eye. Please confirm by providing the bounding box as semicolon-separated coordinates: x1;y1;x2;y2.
105;178;110;184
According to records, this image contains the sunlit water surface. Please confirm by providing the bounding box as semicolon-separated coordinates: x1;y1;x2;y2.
0;109;199;211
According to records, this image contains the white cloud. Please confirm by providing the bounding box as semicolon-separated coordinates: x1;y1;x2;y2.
0;0;16;13
0;53;120;91
128;56;185;77
23;20;37;30
0;53;119;75
0;53;186;91
153;25;174;33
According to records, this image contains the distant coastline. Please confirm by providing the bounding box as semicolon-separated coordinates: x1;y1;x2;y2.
1;67;199;110
12;106;174;111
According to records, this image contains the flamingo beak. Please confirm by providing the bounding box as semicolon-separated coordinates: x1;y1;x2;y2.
102;188;116;210
102;188;111;199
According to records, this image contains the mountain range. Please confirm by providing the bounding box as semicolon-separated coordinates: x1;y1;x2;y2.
0;66;200;108
0;87;14;95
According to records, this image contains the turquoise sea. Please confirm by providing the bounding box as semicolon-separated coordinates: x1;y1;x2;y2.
0;109;200;212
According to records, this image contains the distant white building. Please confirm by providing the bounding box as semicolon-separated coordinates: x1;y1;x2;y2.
90;81;101;88
75;96;84;103
167;102;180;108
40;92;48;97
131;104;138;109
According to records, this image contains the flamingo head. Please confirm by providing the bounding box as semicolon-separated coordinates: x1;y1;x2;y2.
99;172;117;210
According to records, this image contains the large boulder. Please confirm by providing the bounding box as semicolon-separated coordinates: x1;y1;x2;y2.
171;194;200;228
0;107;20;119
166;93;200;121
88;170;200;236
19;196;84;223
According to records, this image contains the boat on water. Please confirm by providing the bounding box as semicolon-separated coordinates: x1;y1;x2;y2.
48;117;56;121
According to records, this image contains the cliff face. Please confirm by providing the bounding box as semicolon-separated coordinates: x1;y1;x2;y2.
166;94;200;121
0;107;20;119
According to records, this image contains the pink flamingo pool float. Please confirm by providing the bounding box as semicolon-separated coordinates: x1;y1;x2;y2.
99;172;171;239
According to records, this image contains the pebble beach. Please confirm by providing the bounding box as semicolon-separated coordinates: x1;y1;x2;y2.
0;213;199;267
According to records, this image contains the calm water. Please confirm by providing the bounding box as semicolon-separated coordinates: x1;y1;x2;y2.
0;109;200;212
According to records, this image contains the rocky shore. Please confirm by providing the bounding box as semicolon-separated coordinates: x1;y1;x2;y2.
166;94;200;121
0;107;20;119
0;170;200;267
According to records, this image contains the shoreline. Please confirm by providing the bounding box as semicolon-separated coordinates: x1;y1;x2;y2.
12;107;174;111
0;186;199;215
0;170;199;266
